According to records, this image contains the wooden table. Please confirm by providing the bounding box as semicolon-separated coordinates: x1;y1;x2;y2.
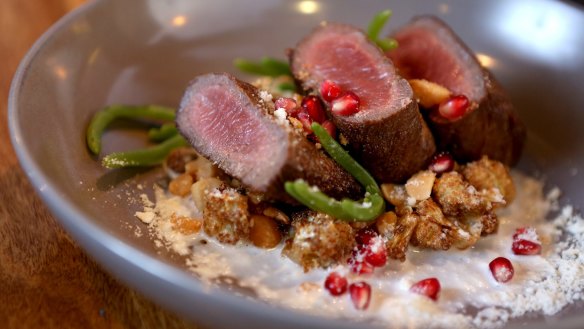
0;1;196;328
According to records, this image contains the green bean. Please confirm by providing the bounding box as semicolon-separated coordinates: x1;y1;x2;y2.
86;105;176;155
148;123;179;142
284;123;385;222
101;134;188;169
233;57;291;77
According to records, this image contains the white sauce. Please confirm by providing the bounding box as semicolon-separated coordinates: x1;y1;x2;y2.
137;172;584;329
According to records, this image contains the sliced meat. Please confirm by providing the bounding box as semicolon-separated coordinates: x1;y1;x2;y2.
290;23;436;183
388;16;526;165
176;73;361;203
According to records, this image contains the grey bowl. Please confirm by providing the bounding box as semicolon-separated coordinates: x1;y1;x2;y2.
8;0;584;328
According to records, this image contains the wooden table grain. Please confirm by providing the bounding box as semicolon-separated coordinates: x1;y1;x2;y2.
0;1;196;328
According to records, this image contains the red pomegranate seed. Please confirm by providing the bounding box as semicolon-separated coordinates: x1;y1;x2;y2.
349;235;387;270
274;97;298;116
410;278;441;301
512;227;542;255
297;111;314;133
512;227;540;241
489;257;514;283
331;91;360;116
348;249;374;274
301;95;326;123
320;80;343;102
429;152;455;174
438;95;470;121
355;228;377;246
320;120;337;139
349;282;372;310
512;239;542;255
364;236;387;267
324;272;348;296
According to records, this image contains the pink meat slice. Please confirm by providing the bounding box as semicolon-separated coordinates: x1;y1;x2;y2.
388;16;526;165
291;23;436;183
176;73;361;203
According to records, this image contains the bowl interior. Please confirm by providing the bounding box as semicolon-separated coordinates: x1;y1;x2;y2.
9;0;584;328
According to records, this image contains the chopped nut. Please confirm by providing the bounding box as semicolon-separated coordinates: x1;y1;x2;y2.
185;156;222;180
163;147;198;177
408;79;451;108
299;282;320;292
263;207;291;224
405;170;436;201
191;177;223;211
249;215;282;249
376;211;398;239
170;214;202;235
168;173;194;197
381;183;408;208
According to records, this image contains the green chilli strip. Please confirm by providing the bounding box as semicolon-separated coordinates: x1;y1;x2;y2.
101;134;188;169
284;123;385;222
86;104;177;155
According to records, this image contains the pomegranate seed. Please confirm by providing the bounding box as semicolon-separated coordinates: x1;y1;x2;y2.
355;228;377;246
321;120;337;139
349;235;387;270
324;272;348;296
489;257;514;283
348;250;374;274
512;227;542;255
274;97;298;117
297;111;314;133
331;91;360;116
349;282;372;310
301;95;326;123
512;239;542;255
512;227;540;241
429;152;455;174
320;80;343;102
438;95;470;121
410;278;441;301
364;236;387;267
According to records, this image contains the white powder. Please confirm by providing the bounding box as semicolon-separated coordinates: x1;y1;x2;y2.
138;172;584;328
259;90;273;103
273;108;288;125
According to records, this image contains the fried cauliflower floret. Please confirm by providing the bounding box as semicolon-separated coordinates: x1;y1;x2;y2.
203;186;250;244
433;171;492;217
283;211;355;272
410;220;452;250
376;210;418;261
462;155;516;203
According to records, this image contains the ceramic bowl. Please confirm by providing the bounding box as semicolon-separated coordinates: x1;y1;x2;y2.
9;0;584;328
